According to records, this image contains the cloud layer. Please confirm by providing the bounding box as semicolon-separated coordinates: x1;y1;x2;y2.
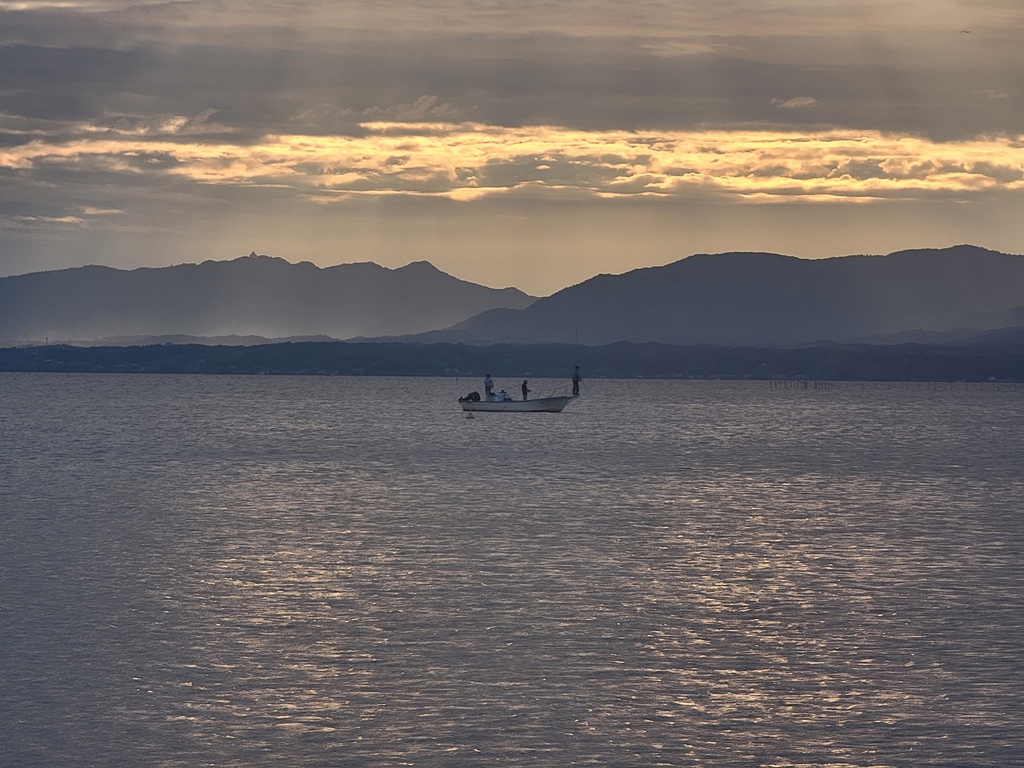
2;1;1023;293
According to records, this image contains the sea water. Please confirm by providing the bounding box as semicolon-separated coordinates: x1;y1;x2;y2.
1;373;1022;767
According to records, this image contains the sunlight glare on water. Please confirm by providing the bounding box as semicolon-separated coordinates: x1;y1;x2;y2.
1;374;1022;767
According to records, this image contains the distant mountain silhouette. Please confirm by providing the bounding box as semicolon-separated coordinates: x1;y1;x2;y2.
6;246;1022;349
0;254;535;345
449;246;1024;346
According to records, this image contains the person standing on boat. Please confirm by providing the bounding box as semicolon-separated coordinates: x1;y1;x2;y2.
571;365;582;396
484;373;494;399
522;380;530;400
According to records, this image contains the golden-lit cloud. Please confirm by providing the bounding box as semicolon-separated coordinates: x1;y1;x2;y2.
3;120;1022;206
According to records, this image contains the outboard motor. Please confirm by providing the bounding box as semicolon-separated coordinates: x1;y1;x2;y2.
459;391;481;402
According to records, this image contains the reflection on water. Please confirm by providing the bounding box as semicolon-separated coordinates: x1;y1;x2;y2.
1;374;1022;767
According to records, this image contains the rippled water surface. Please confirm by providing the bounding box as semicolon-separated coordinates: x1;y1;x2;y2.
2;373;1022;767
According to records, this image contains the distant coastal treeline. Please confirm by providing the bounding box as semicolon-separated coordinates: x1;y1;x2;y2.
1;340;1022;382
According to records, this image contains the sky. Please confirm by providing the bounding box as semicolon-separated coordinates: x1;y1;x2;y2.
1;0;1023;296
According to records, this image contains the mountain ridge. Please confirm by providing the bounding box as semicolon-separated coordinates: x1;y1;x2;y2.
3;245;1024;348
448;245;1024;346
0;253;536;345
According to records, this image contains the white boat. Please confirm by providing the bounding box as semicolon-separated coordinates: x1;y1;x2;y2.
459;390;578;413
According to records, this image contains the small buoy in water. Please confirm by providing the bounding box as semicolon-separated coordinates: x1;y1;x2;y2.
466;412;475;419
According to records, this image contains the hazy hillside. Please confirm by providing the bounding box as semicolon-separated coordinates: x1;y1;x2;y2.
450;246;1024;346
0;254;535;344
6;245;1022;349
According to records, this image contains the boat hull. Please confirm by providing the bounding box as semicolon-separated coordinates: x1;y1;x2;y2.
461;395;578;413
